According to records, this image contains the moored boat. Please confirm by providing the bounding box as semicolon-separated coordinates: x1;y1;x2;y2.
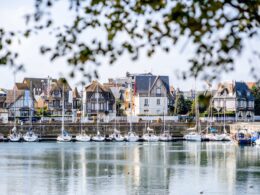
9;126;21;142
57;130;72;142
125;131;139;142
142;127;159;142
111;129;125;142
75;133;91;142
92;131;105;142
56;82;72;142
23;129;38;142
235;129;251;145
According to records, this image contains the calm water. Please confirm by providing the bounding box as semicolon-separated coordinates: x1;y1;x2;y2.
0;142;259;195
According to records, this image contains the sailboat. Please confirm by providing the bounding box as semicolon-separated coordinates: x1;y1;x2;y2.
110;81;124;141
92;81;105;142
125;81;139;142
57;83;72;142
203;83;218;141
215;99;232;142
142;76;159;142
76;86;91;142
9;126;21;142
23;82;38;142
184;80;202;141
9;72;21;142
159;100;172;141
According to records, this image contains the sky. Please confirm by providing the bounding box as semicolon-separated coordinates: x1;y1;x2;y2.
0;0;259;91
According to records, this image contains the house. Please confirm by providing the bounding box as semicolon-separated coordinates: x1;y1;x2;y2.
5;83;35;121
212;81;254;121
0;88;8;123
124;73;170;116
46;78;73;116
23;77;50;100
82;81;115;118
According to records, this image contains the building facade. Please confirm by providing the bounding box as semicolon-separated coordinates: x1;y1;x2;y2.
123;73;170;116
83;81;115;118
213;81;254;121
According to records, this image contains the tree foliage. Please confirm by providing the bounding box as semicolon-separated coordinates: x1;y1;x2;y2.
174;93;188;115
0;0;259;80
251;84;260;115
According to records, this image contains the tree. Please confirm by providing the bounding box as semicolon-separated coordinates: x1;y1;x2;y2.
174;94;188;115
251;85;260;115
0;1;259;80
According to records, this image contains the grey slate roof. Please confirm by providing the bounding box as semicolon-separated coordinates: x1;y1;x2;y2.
134;75;170;93
235;81;254;101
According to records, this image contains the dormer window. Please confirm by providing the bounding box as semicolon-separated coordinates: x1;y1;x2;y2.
156;88;161;95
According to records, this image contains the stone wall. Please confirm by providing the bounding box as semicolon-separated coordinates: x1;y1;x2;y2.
0;121;229;136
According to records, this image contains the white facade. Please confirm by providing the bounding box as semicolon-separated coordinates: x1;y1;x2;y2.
134;96;168;116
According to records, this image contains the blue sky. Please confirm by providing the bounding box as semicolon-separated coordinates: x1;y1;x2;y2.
0;0;259;90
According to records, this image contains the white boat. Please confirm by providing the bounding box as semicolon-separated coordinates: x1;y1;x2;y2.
143;127;159;142
23;130;38;142
159;101;171;142
9;126;21;142
75;133;91;142
255;139;260;146
111;129;125;142
57;131;72;142
56;83;72;142
9;73;21;142
75;87;91;142
24;87;39;142
204;133;217;141
184;79;202;142
92;131;105;142
125;81;139;142
184;132;202;141
215;133;232;141
159;131;172;141
125;131;139;142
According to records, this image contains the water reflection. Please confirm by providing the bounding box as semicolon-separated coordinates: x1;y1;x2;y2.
0;142;259;195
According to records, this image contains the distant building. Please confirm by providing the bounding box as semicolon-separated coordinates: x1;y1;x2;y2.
5;83;35;121
212;81;254;121
45;78;73;116
83;81;115;118
123;73;170;116
0;88;8;123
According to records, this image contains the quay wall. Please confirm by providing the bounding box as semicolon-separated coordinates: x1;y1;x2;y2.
0;122;230;137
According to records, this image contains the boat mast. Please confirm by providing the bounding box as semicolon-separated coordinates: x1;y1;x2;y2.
129;81;133;133
163;98;166;133
13;71;16;128
61;84;65;134
80;85;83;134
30;81;33;130
96;82;99;134
115;80;117;130
195;78;201;133
148;76;151;129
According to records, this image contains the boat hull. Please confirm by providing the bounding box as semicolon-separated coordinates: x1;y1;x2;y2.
23;135;38;142
184;133;202;141
75;135;91;142
92;136;105;142
57;135;72;142
9;134;21;142
143;134;159;142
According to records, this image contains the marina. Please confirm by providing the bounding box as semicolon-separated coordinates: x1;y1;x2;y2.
0;141;259;195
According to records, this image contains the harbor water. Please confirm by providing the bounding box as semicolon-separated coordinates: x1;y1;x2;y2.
0;142;259;195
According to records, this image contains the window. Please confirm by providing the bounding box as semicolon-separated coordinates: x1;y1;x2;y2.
157;99;160;105
156;88;161;95
144;99;148;106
